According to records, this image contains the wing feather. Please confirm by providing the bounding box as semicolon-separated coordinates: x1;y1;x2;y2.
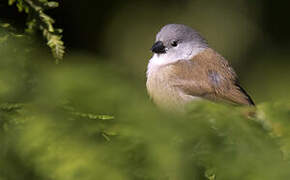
173;48;254;106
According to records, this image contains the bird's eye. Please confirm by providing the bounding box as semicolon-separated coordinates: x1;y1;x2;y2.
171;40;178;47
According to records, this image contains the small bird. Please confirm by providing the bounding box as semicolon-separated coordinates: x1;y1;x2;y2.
146;24;255;111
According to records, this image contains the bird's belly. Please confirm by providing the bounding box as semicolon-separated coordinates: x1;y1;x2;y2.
146;74;200;111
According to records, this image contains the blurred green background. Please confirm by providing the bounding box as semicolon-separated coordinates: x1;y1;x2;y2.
0;0;290;180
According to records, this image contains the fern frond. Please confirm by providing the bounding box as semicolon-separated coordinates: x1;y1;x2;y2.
43;28;65;63
0;103;23;112
71;111;114;121
8;0;65;62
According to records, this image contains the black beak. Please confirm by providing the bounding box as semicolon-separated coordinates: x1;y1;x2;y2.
151;41;166;54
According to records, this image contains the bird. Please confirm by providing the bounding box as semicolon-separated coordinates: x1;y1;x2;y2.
146;24;255;111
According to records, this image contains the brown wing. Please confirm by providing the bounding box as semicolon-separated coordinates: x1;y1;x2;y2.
172;48;255;106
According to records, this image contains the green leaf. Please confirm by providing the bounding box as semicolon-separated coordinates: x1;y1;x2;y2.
8;0;16;5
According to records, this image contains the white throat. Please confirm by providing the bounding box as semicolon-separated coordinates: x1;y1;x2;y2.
146;47;206;77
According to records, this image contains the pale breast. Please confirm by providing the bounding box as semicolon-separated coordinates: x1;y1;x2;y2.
146;63;200;111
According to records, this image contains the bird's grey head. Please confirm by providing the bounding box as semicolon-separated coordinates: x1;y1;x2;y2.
150;24;208;65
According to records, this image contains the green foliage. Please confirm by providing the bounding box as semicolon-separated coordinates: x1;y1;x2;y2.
0;29;290;180
8;0;64;62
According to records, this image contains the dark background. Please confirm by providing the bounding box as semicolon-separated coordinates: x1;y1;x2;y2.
1;0;290;103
